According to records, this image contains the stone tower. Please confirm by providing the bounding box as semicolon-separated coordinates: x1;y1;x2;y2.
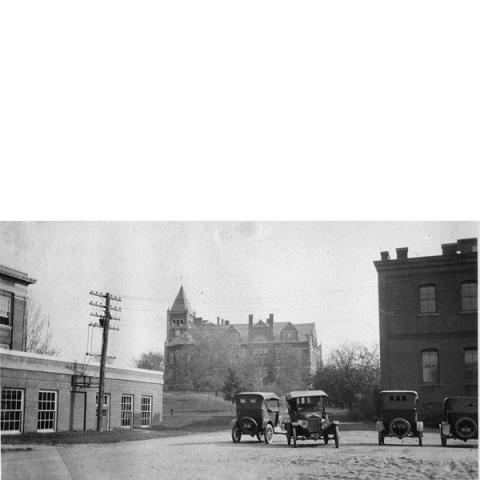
166;286;196;342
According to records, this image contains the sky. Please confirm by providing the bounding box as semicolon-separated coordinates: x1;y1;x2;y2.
0;221;478;368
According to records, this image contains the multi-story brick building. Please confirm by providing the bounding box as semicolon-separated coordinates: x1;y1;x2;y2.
164;286;323;390
0;264;163;434
374;238;477;420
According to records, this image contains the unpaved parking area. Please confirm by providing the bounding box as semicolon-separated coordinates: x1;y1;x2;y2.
2;428;477;480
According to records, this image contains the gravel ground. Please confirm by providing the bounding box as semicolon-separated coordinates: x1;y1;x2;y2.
2;428;477;480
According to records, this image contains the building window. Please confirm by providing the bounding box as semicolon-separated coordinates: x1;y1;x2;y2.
419;285;436;314
281;331;298;342
465;348;477;384
121;395;133;428
252;335;268;343
141;396;152;427
422;350;439;384
253;348;269;358
1;388;23;434
0;294;12;326
461;282;477;312
37;391;57;432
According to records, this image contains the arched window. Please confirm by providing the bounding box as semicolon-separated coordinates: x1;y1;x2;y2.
422;349;439;384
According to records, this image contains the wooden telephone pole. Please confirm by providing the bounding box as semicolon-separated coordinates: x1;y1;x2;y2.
89;291;121;432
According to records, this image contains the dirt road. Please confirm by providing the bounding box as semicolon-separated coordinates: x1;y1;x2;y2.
2;428;477;480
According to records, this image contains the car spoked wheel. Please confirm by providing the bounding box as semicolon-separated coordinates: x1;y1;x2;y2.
389;418;411;438
264;424;274;444
232;426;242;443
455;417;478;440
333;425;339;448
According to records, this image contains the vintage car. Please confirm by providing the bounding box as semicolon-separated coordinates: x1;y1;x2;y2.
230;392;281;444
440;396;478;446
283;390;339;448
376;390;424;446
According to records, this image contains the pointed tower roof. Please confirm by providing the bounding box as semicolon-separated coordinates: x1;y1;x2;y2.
170;286;192;313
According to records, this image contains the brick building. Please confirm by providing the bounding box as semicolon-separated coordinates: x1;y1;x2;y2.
164;286;322;390
374;238;477;419
0;264;163;434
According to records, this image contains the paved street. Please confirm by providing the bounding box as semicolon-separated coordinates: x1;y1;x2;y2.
2;428;477;480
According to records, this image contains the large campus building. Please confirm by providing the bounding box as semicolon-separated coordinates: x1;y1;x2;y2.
164;286;323;390
374;238;477;419
0;264;163;435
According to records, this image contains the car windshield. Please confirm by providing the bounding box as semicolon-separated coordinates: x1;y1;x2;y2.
292;396;323;412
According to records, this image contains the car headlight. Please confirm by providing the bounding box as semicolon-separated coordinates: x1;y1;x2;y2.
298;420;308;429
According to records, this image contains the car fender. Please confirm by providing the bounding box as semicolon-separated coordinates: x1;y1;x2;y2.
230;419;238;429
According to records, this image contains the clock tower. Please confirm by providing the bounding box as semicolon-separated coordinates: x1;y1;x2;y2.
166;286;195;342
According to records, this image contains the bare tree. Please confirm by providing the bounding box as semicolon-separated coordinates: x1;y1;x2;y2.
25;299;57;355
135;351;164;371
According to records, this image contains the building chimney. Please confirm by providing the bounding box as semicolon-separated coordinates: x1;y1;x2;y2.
225;320;230;326
457;238;478;254
396;247;408;260
267;313;274;329
217;316;220;325
380;251;390;261
441;243;457;256
248;314;253;330
221;319;224;325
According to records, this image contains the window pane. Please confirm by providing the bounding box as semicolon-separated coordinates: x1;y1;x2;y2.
422;350;439;383
420;286;436;313
465;348;478;384
461;283;477;312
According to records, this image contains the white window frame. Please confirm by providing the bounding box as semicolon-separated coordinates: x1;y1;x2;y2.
1;388;24;434
0;293;12;326
37;390;57;433
120;394;134;428
419;285;436;314
141;396;152;428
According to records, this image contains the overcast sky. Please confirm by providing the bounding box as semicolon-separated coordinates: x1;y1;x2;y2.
0;221;477;367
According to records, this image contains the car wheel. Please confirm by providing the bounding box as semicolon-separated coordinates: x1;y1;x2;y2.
454;417;478;440
323;434;329;445
378;432;384;446
265;424;274;444
334;425;339;448
232;426;242;443
441;434;447;447
292;426;297;448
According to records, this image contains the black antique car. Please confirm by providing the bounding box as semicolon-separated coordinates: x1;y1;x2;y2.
376;390;424;446
230;392;280;444
440;396;478;446
283;390;339;448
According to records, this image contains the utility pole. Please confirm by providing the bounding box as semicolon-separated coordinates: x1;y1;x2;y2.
89;291;121;432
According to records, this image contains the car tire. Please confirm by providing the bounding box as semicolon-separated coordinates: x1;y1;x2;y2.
292;426;297;448
334;425;339;448
232;426;242;443
265;424;274;444
454;417;478;440
441;434;447;447
389;418;411;438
